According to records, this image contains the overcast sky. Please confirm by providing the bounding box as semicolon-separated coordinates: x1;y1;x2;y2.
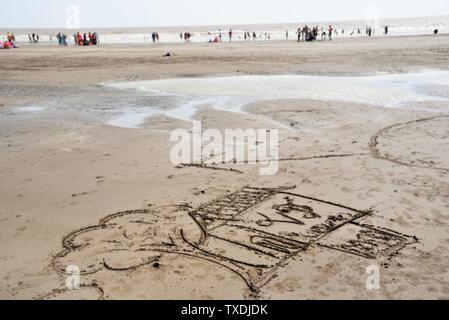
1;0;449;28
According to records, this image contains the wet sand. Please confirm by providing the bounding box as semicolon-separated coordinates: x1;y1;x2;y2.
1;35;449;300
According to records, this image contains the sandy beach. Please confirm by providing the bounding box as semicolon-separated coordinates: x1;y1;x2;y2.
1;34;449;300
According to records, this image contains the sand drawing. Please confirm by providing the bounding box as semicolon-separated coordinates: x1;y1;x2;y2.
39;284;105;300
370;116;449;172
176;153;370;174
44;186;417;298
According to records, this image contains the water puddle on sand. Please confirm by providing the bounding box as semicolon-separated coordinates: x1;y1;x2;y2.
2;71;448;129
15;106;46;112
104;71;449;128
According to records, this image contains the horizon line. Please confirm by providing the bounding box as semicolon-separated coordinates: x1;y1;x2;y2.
0;14;447;30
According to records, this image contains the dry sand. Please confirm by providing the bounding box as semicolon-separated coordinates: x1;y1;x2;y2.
1;35;449;300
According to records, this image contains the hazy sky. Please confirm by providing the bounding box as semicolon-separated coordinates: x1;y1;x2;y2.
1;0;449;28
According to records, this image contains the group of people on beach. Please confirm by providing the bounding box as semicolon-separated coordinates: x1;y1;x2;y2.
0;32;18;49
293;24;384;42
180;32;193;41
28;33;40;43
209;29;261;42
151;32;160;42
204;24;384;43
56;33;68;46
25;32;100;46
296;25;333;41
243;32;258;40
3;23;441;48
74;32;99;46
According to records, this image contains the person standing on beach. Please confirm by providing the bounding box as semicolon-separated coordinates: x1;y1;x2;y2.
91;33;98;45
384;25;389;35
228;29;233;42
328;25;333;41
28;34;32;43
152;32;159;42
286;30;289;39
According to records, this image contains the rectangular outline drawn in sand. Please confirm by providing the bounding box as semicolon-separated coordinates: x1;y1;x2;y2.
184;187;417;291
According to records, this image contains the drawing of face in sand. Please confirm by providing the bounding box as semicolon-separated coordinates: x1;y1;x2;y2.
52;207;205;275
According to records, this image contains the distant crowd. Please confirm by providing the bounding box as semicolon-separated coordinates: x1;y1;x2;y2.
74;32;99;46
174;25;389;44
295;25;385;42
1;31;100;48
1;25;441;49
295;25;337;42
55;32;100;46
56;32;100;46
